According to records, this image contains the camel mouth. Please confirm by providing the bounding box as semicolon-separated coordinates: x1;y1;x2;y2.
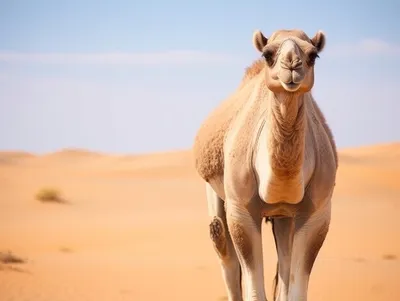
281;81;301;92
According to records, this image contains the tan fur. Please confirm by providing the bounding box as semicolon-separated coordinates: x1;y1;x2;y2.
230;221;253;265
193;60;265;181
222;80;269;199
240;58;266;86
269;29;312;44
268;94;338;179
193;29;336;184
192;92;242;182
195;28;338;301
268;95;306;180
304;220;330;273
310;99;338;169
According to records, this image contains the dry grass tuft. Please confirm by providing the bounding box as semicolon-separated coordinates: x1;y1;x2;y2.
35;187;66;203
0;251;26;264
382;254;397;261
59;247;73;253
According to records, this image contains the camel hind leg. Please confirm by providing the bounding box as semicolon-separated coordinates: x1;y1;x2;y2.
271;217;295;301
206;183;243;301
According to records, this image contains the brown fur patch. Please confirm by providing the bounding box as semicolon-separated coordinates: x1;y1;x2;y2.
209;217;227;258
229;221;253;265
304;221;329;274
268;96;306;179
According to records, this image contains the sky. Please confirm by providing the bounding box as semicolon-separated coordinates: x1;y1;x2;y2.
0;0;399;154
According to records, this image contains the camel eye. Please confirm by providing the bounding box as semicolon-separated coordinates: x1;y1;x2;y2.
308;52;319;66
262;49;276;67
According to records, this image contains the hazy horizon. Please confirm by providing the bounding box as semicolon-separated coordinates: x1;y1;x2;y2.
2;139;400;156
1;0;399;154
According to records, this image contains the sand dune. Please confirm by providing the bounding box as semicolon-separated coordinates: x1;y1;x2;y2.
1;143;399;301
0;151;36;166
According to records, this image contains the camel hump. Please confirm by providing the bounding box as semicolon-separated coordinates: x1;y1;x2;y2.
193;59;266;182
193;94;242;181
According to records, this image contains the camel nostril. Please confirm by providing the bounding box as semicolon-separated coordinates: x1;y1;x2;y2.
292;60;302;70
281;59;302;71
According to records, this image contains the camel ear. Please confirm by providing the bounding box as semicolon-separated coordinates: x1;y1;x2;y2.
253;30;268;53
311;30;326;52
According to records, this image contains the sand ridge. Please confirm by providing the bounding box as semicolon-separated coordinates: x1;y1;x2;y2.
0;143;399;300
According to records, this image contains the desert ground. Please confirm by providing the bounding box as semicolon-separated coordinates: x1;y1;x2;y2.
1;143;399;301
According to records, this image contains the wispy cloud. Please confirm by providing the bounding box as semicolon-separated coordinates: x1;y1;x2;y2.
0;50;239;65
327;38;400;57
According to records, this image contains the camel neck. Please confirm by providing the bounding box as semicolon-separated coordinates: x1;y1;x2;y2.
270;92;305;129
266;91;307;179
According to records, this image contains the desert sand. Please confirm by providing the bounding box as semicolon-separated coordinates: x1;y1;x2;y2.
1;143;399;301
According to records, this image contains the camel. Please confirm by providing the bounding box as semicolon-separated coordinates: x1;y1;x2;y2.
193;28;338;301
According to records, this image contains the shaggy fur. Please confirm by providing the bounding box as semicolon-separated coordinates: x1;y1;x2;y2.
193;60;265;181
267;95;306;180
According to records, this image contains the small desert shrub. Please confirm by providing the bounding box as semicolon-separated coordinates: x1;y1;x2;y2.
382;254;397;261
35;187;64;203
59;247;73;253
0;251;26;264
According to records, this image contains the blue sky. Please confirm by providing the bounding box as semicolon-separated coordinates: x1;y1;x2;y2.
0;0;399;154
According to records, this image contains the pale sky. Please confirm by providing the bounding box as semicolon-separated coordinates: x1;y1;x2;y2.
1;0;399;154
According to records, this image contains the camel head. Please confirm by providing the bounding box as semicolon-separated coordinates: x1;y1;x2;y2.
252;29;325;93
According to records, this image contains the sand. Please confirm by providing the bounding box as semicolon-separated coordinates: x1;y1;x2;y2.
1;143;399;301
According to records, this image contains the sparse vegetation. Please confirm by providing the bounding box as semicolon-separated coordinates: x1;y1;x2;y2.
0;251;29;273
35;187;65;203
59;247;73;253
353;257;366;263
0;251;26;264
382;254;397;261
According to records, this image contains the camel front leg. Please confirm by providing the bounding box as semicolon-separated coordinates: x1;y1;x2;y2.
207;184;243;301
226;200;267;301
288;202;331;301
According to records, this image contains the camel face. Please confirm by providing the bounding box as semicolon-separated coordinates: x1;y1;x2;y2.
253;29;325;93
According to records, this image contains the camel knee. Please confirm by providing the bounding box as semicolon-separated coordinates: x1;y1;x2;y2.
304;220;330;274
229;221;254;265
209;216;228;258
